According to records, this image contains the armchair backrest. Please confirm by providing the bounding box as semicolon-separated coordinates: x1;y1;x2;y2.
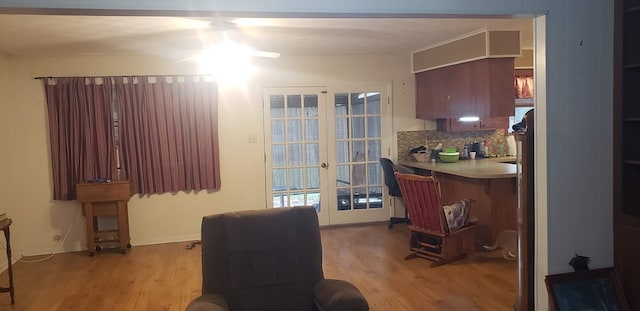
395;173;447;234
200;206;324;311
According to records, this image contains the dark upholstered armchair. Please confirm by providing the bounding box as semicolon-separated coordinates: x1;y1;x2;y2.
185;206;369;311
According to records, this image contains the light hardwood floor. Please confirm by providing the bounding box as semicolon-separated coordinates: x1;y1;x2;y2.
0;224;516;311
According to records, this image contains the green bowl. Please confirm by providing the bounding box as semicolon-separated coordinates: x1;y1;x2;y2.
444;148;457;153
439;152;460;163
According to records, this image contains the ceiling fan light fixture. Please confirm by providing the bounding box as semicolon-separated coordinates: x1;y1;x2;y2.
196;38;256;83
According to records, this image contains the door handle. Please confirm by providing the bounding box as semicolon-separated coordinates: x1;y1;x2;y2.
321;162;328;168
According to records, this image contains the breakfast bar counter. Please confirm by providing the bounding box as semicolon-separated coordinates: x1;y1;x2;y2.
398;157;516;179
398;158;517;246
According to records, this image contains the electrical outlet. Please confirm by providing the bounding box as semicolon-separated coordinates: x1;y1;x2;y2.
53;234;61;241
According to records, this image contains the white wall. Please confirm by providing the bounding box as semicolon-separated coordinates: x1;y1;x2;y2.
5;53;420;253
0;0;616;309
0;54;11;271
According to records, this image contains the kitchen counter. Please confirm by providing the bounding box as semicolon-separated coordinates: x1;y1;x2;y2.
398;156;517;246
398;157;516;179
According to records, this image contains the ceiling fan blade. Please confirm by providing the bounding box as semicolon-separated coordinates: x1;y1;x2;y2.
250;50;280;59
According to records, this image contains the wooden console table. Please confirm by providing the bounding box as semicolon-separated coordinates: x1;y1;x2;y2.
76;181;133;256
0;218;14;304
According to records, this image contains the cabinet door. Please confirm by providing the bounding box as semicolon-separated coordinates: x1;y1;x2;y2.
471;58;516;117
448;64;475;117
488;58;517;117
416;69;449;119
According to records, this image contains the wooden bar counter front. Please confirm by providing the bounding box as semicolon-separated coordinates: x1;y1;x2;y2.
76;181;133;256
399;158;517;247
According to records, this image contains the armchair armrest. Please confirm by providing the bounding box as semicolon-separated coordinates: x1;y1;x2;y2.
185;294;229;311
313;279;369;311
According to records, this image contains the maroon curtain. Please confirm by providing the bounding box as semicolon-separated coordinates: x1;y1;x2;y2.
43;77;117;200
114;76;220;195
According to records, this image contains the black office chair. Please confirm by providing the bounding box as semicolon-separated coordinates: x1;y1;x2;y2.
379;158;412;228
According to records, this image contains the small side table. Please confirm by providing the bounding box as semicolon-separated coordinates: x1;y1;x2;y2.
0;218;14;304
76;181;132;256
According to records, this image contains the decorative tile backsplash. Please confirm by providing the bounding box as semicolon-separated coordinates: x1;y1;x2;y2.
397;130;508;160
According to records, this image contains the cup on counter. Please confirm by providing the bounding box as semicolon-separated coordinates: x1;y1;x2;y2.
469;151;476;160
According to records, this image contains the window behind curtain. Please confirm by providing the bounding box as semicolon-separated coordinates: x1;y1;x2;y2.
114;76;220;195
43;75;221;200
43;77;117;200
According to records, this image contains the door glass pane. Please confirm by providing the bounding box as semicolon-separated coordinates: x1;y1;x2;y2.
368;163;381;185
367;117;381;138
305;143;319;165
289;168;304;190
270;95;285;117
337;188;351;210
366;92;381;114
307;168;320;189
273;193;287;208
351;93;365;115
335;117;348;139
369;187;383;209
272;169;287;191
336;165;350;187
367;140;381;162
336;141;349;163
288;144;302;166
351;117;365;138
305;119;319;141
304;95;318;117
352;164;366;186
271;120;285;142
352;141;365;161
287;95;302;117
290;192;305;206
335;93;348;115
352;187;366;209
287;120;302;142
272;145;286;167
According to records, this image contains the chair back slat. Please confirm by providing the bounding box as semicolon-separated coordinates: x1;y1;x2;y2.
395;173;446;233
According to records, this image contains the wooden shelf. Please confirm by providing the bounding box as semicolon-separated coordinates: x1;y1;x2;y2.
615;0;640;308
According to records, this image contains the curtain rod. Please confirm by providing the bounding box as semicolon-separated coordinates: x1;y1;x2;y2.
33;74;211;80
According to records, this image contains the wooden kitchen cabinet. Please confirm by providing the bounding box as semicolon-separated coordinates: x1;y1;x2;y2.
415;58;515;120
471;58;516;117
416;67;450;119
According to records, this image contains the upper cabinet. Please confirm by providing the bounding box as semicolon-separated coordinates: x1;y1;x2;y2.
413;29;520;120
415;57;515;119
415;66;451;119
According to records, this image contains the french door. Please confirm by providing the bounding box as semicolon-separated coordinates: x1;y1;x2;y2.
263;85;390;226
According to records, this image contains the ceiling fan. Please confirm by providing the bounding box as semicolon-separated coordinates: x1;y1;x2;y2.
176;19;280;64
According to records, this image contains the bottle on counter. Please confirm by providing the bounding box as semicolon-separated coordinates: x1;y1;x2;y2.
483;140;489;157
463;145;469;158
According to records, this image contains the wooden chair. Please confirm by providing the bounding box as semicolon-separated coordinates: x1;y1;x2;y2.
395;173;476;267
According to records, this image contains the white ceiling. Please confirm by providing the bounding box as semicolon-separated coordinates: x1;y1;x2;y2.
0;15;533;59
